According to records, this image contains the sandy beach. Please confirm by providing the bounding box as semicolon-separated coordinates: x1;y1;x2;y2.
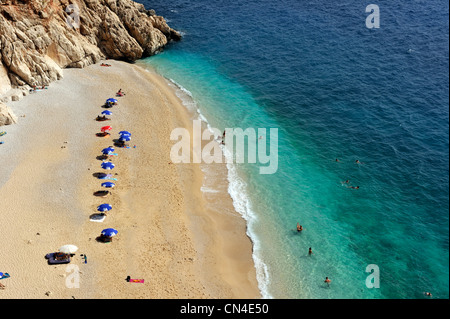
0;60;260;299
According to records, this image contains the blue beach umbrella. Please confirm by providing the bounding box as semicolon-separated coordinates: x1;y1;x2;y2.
106;98;117;104
119;134;131;140
101;228;118;237
119;135;131;142
101;162;115;170
101;182;115;188
118;131;131;136
97;204;112;212
102;147;115;155
119;132;131;137
101;110;113;115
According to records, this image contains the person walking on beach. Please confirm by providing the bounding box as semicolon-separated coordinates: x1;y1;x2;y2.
221;130;226;145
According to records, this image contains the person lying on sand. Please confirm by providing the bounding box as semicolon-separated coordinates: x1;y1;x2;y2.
96;115;110;121
29;85;47;93
101;63;111;67
54;252;69;261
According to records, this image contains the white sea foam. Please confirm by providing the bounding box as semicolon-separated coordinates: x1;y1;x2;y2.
223;147;273;299
166;77;273;299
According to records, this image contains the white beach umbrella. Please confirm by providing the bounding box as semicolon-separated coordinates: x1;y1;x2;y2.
59;244;78;254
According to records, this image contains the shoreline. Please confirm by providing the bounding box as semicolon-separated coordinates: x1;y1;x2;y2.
0;60;260;298
153;73;272;298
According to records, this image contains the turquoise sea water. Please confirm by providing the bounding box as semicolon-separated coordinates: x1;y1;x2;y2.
138;0;449;298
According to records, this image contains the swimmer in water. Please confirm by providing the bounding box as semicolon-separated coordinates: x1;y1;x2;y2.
297;223;303;232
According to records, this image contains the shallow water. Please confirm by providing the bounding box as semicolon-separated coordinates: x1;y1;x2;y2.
138;0;449;298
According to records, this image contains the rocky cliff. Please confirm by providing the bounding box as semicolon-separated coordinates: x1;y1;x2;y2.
0;0;181;96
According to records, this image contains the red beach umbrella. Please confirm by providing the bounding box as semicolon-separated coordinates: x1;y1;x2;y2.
101;126;112;132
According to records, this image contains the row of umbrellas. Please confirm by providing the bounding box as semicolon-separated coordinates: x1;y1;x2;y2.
95;98;130;240
54;98;122;259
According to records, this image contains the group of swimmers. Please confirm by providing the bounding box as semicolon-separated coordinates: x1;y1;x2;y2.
296;222;332;286
342;179;360;189
335;158;363;189
291;158;365;287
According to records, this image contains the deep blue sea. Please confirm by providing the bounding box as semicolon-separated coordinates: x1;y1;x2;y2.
137;0;449;298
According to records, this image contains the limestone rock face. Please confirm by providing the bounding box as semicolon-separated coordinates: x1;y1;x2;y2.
0;0;181;88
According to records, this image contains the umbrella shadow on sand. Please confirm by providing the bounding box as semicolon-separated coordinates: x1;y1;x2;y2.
96;132;110;137
101;103;114;109
93;172;109;178
93;190;110;197
112;139;128;148
96;235;113;243
96;155;109;161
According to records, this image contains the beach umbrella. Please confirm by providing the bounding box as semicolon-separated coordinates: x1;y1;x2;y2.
119;131;131;136
101;110;113;115
119;133;131;139
101;126;112;132
101;182;115;188
119;135;131;142
97;204;112;212
59;245;78;254
101;228;118;237
101;162;115;170
106;98;117;104
102;147;115;155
